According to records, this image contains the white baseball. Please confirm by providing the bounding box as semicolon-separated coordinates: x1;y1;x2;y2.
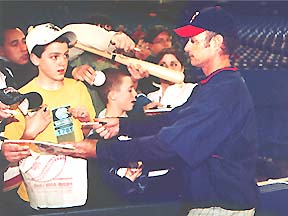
93;70;106;86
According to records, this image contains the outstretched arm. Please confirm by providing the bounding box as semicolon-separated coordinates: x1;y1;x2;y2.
65;23;135;85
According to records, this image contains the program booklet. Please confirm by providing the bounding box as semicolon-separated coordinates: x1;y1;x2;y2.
4;139;75;154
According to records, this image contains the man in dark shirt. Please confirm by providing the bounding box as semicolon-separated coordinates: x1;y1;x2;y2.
0;25;38;89
62;6;259;216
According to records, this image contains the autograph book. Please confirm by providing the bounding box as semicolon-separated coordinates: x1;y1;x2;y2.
4;139;75;153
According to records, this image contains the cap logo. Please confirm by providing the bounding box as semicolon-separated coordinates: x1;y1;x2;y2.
190;11;200;23
3;87;17;94
46;23;61;31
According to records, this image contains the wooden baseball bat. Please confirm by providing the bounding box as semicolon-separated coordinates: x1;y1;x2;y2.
74;42;185;84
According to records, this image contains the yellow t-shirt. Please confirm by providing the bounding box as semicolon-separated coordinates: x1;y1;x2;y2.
4;78;96;201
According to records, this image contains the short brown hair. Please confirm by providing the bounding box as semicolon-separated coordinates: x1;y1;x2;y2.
98;67;131;105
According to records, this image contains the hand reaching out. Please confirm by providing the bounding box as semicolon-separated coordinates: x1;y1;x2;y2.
125;161;143;182
92;117;120;140
69;106;91;137
68;106;91;122
127;63;149;81
59;139;97;159
110;32;135;52
22;106;51;139
1;142;31;163
71;64;96;85
0;101;13;121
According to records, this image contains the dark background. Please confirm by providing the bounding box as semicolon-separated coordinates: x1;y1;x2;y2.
1;1;287;33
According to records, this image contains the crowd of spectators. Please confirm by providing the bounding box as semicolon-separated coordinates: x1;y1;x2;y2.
0;2;287;215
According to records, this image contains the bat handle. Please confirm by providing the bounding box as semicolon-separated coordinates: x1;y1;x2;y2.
74;42;185;84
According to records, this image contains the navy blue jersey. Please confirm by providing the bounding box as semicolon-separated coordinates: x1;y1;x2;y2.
97;68;259;210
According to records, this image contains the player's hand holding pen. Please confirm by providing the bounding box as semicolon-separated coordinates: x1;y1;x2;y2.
93;118;120;140
81;118;120;140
